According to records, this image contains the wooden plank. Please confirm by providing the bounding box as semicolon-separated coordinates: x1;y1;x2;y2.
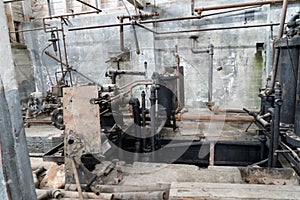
169;182;300;200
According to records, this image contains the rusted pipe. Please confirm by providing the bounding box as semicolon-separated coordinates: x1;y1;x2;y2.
208;44;214;103
195;0;284;15
118;80;153;90
176;113;253;122
191;0;195;15
43;11;100;20
36;189;62;200
131;21;140;55
91;184;170;193
119;17;125;52
71;6;258;32
268;0;289;94
117;12;159;20
208;105;260;114
151;23;280;35
112;191;167;200
36;189;110;199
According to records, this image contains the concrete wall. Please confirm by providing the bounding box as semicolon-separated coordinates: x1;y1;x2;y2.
22;0;299;110
12;47;36;106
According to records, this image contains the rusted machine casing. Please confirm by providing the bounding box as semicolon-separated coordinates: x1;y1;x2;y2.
276;36;300;125
63;85;101;184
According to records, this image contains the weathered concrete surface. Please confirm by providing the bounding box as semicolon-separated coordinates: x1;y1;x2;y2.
25;125;63;153
0;1;37;199
12;47;35;106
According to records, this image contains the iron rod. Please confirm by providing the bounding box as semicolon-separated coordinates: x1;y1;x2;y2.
75;0;102;12
269;0;289;93
150;85;157;161
208;44;214;103
70;21;279;34
195;0;284;14
272;83;282;167
176;113;254;122
69;5;272;32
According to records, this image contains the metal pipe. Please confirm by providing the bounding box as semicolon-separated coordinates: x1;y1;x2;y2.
153;23;280;35
129;98;142;161
191;0;195;15
176;113;254;122
47;0;52;18
208;44;214;103
191;43;214;103
117;12;159;20
150;85;157;161
131;22;140;55
112;191;167;200
272;83;282;167
141;91;146;151
75;0;102;12
37;189;62;200
174;45;182;111
36;189;110;199
269;0;289;94
195;0;284;15
280;142;300;162
89;184;169;193
119;18;125;51
69;7;270;32
141;91;146;127
60;21;72;86
209;105;260;114
118;79;153;90
43;10;100;20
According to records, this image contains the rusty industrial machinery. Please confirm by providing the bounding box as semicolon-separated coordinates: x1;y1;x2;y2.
14;0;300;198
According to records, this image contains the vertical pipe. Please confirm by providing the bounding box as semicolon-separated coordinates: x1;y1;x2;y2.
208;44;214;103
47;0;52;17
269;0;289;92
175;45;181;110
191;0;195;15
129;98;142;161
272;83;282;167
119;18;125;52
150;85;157;161
141;91;146;127
131;22;140;55
259;134;267;160
60;20;72;85
268;109;274;167
141;91;146;151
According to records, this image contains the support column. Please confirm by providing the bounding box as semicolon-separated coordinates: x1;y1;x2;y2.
0;1;37;199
